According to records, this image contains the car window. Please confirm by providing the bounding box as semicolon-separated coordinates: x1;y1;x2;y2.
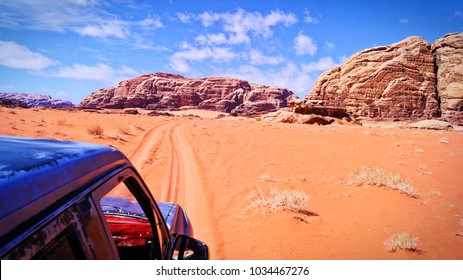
32;227;85;260
93;171;169;260
2;206;93;260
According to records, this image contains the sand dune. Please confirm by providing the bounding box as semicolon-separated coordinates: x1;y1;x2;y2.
1;107;462;259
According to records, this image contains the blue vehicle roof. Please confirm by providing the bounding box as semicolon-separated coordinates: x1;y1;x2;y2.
0;136;131;240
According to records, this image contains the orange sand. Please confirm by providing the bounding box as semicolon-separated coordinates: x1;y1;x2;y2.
1;107;462;259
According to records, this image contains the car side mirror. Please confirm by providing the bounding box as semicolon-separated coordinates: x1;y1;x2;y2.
169;235;209;260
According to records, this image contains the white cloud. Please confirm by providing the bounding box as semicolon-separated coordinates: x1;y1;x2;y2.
222;63;314;96
325;41;336;49
177;12;192;23
264;10;298;27
136;16;164;29
194;9;297;45
304;9;321;24
0;41;56;70
339;55;348;63
196;33;228;45
301;57;336;73
68;0;97;5
0;1;163;40
0;0;101;32
79;20;129;39
399;18;408;24
197;11;221;27
47;63;139;85
170;45;237;72
249;49;284;65
294;32;317;56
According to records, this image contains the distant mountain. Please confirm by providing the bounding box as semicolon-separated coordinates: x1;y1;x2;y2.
79;73;298;116
0;93;74;108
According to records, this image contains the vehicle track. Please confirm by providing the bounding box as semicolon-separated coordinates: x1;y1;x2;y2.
129;119;223;259
128;121;171;171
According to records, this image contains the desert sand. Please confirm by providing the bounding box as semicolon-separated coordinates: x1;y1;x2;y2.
1;107;462;260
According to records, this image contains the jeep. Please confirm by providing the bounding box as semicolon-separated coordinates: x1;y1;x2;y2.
0;136;209;260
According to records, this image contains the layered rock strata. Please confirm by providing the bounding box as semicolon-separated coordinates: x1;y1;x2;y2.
432;33;463;122
305;36;439;119
0;93;74;108
79;73;297;116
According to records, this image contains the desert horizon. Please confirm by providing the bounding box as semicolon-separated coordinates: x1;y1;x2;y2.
1;106;462;260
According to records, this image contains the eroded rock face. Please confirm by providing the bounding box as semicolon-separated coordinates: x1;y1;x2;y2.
432;33;463;122
79;73;296;116
305;36;439;119
0;93;74;107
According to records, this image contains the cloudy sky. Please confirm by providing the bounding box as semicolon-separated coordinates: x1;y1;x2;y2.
0;0;461;104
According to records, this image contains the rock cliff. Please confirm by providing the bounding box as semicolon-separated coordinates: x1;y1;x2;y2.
0;93;74;108
79;73;297;116
432;33;463;123
306;36;439;119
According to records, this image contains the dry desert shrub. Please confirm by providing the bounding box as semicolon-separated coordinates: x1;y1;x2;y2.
349;166;419;198
248;187;310;215
260;173;273;182
108;132;125;142
118;126;132;135
87;124;104;137
384;231;420;252
57;118;68;126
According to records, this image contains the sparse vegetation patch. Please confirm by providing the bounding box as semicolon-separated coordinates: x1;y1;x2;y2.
87;124;104;137
349;166;419;198
247;187;313;216
260;173;273;182
384;231;420;253
57;118;68;126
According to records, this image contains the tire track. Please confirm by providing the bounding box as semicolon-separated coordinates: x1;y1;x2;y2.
128;121;171;171
160;122;223;259
125;119;222;258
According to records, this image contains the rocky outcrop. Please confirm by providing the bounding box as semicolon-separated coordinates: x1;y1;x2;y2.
261;108;337;125
409;120;453;130
0;97;29;108
305;36;439;120
79;73;297;116
0;93;74;108
432;33;463;122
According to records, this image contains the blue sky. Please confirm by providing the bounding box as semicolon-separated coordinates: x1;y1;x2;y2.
0;0;461;104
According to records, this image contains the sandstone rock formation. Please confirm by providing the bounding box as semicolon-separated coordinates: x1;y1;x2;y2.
79;73;297;116
0;93;74;108
408;120;453;130
0;97;29;108
305;36;439;120
432;33;463;122
261;108;337;125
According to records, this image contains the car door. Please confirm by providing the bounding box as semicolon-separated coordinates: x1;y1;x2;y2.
90;167;171;260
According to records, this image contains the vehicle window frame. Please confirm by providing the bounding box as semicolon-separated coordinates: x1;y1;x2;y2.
32;226;85;260
2;207;90;260
91;167;171;260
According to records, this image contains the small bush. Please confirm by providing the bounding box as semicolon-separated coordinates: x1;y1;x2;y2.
248;187;310;214
384;231;420;252
87;125;104;136
57;119;67;126
260;173;273;182
349;166;419;198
